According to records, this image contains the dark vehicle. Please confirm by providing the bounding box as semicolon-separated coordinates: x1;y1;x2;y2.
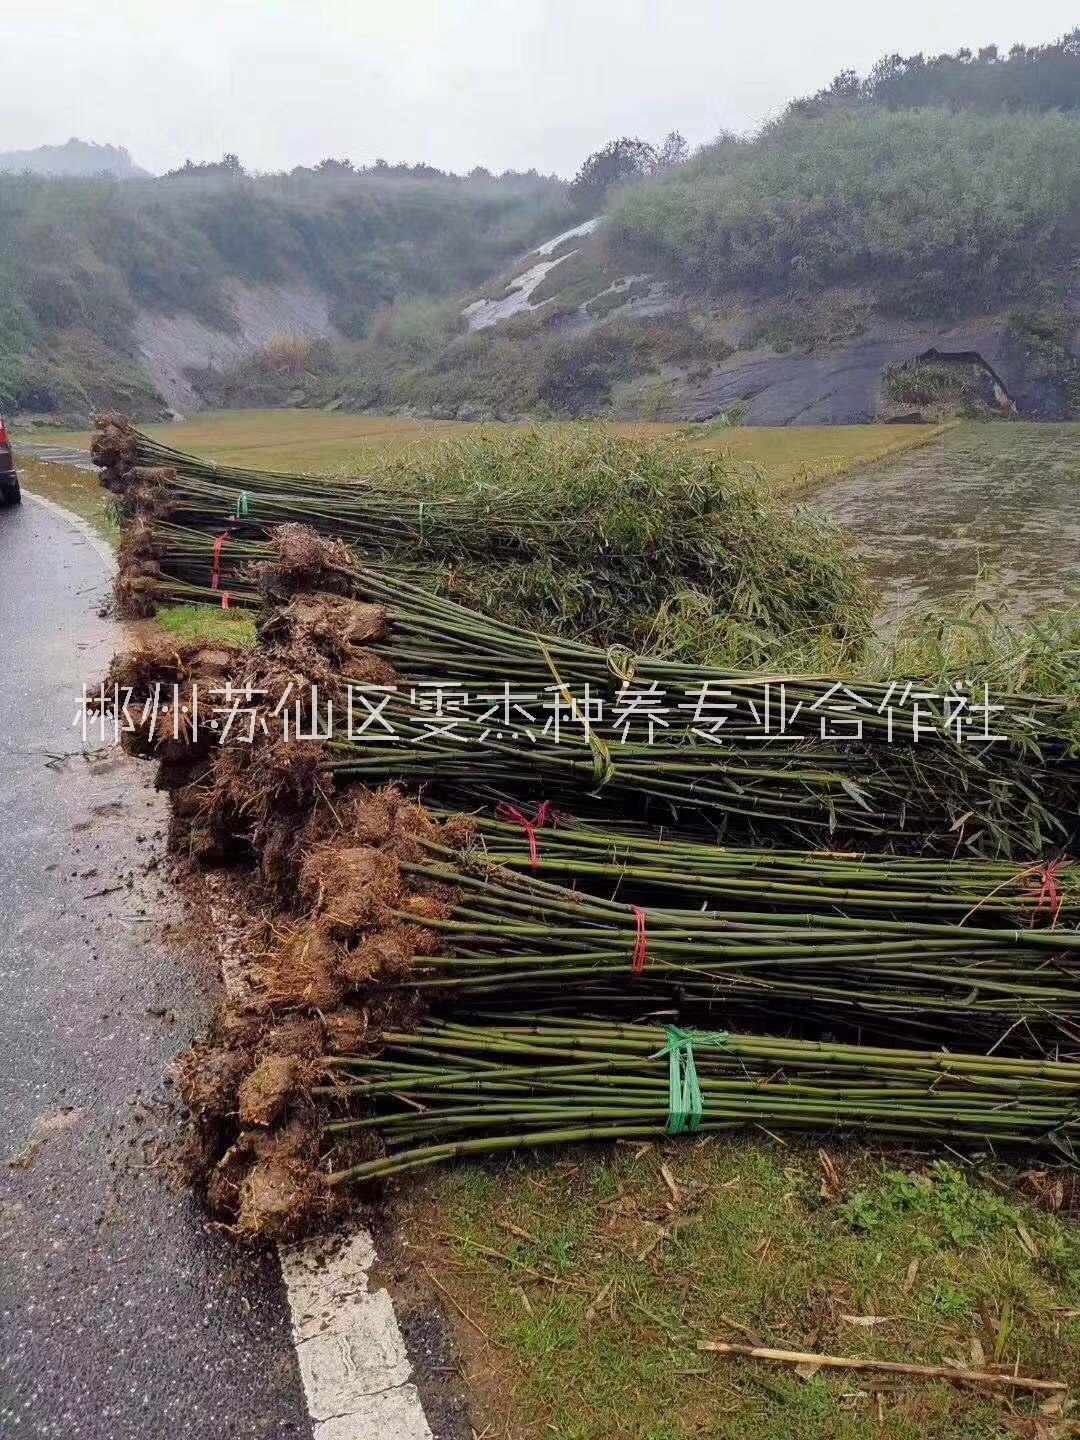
0;414;20;505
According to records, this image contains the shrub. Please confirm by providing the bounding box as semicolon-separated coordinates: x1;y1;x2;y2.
258;332;315;377
371;297;465;360
884;361;963;406
366;428;872;665
1007;310;1080;418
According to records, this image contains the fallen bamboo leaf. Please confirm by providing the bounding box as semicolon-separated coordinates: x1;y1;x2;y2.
717;1314;766;1348
795;1360;823;1381
660;1162;681;1204
697;1340;1066;1393
753;1236;774;1265
841;1314;889;1327
902;1259;920;1294
496;1217;539;1245
1015;1222;1040;1260
818;1148;842;1198
585;1279;614;1324
636;1223;667;1261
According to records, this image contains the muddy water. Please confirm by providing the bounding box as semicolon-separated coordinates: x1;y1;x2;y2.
809;423;1080;619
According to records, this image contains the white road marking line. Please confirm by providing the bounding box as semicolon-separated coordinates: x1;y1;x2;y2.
209;894;433;1440
281;1232;433;1440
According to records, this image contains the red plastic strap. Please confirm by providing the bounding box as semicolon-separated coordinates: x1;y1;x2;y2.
221;591;231;610
1026;858;1065;929
495;800;552;871
211;530;229;591
631;904;648;974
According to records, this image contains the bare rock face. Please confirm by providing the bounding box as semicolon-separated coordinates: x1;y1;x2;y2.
134;281;341;413
661;323;1026;425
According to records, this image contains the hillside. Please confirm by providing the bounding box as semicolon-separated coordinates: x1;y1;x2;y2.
0;162;571;420
4;32;1078;425
320;104;1079;424
0;138;149;179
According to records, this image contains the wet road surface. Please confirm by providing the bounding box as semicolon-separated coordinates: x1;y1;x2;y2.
810;423;1080;618
0;496;311;1438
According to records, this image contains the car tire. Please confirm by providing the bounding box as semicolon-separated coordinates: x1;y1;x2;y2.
1;476;21;506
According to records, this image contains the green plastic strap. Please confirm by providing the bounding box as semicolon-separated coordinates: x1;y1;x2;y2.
605;644;639;684
234;490;251;518
656;1027;731;1136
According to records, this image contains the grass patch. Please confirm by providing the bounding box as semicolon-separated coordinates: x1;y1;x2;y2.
401;1140;1079;1440
15;455;117;541
528;251;612;308
876;601;1080;700
586;279;653;320
684;421;949;490
157;603;257;647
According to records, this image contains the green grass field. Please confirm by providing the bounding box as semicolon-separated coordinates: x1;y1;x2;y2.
22;408;945;488
401;1140;1079;1440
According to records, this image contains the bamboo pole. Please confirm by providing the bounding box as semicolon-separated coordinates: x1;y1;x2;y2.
696;1340;1067;1394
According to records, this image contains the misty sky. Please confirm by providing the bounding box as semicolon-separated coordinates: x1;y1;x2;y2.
5;0;1077;176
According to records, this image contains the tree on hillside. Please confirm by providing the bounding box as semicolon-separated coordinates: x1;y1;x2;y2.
655;131;690;170
790;28;1080;116
568;137;657;208
165;152;246;179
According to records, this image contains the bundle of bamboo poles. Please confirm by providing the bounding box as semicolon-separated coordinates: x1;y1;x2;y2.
372;842;1080;1035
96;421;1080;1219
96;425;538;546
106;519;1078;852
93;415;876;665
308;566;1076;855
318;1017;1080;1183
456;810;1078;923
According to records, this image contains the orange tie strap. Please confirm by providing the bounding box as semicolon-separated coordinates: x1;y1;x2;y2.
210;530;229;591
495;800;553;871
631;904;648;973
1026;858;1065;929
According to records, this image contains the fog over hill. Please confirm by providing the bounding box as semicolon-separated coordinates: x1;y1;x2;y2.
1;32;1076;424
0;138;149;179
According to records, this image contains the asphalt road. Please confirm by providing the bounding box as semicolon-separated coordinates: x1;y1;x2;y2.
0;495;311;1439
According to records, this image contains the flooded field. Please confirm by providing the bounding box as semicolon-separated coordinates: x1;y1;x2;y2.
810;422;1080;618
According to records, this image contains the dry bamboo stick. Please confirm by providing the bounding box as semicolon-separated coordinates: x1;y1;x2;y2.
696;1340;1066;1393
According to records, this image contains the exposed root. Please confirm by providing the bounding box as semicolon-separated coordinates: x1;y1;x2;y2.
256;524;358;601
323;1006;371;1054
179;1044;251;1120
258;592;397;686
238;1053;320;1128
253;922;346;1011
91;413;139;487
209;1120;338;1241
97;491;483;1239
300;844;404;931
